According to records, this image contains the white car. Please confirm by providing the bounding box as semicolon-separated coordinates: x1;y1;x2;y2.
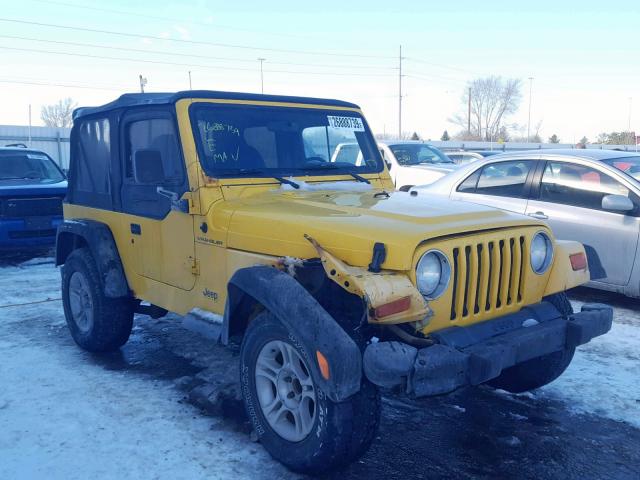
378;141;459;191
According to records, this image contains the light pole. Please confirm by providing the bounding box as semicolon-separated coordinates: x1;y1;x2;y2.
527;77;533;143
257;58;266;94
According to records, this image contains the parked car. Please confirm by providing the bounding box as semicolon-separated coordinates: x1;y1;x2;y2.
412;148;640;298
0;145;67;251
378;141;459;190
57;93;610;473
446;150;502;165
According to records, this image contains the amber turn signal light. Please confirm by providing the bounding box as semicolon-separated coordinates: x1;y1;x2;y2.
570;252;587;271
316;351;330;380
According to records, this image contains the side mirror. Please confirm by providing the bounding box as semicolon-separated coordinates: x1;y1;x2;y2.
133;149;165;184
601;194;634;212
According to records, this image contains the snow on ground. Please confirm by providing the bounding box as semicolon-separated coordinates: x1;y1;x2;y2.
535;299;640;428
0;258;291;480
1;256;639;478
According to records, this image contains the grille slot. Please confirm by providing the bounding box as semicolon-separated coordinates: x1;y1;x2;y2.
1;197;64;218
450;235;526;321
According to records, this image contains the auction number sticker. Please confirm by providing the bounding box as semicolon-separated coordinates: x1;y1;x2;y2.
327;115;365;132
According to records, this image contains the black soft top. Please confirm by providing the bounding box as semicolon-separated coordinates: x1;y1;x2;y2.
73;90;360;120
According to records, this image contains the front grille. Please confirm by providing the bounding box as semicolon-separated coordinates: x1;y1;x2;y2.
9;229;56;239
0;197;63;218
450;235;526;321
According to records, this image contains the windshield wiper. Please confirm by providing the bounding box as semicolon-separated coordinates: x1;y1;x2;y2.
304;163;371;184
214;168;300;189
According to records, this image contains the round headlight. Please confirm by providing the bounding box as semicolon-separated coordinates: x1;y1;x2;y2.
416;250;451;299
530;231;553;274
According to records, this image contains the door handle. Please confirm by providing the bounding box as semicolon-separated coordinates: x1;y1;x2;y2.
528;211;548;220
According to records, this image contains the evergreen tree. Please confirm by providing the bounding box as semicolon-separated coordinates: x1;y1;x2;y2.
440;130;450;141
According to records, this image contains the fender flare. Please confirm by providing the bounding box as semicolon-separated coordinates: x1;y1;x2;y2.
55;219;129;298
224;266;362;402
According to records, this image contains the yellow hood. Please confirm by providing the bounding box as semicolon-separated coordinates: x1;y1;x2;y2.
220;188;543;271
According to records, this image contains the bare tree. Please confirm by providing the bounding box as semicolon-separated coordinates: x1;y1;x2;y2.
450;76;522;141
41;98;77;128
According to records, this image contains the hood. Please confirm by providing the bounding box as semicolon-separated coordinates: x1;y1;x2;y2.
0;180;67;197
222;187;542;271
409;163;458;173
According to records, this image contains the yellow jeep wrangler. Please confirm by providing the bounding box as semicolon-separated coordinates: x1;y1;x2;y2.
56;90;612;473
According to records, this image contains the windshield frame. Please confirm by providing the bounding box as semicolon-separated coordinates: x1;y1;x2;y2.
0;149;66;183
188;102;384;180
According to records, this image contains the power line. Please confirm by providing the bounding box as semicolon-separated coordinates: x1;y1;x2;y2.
404;73;468;86
0;17;395;59
0;78;122;91
0;45;397;77
404;56;476;74
30;0;310;39
0;34;395;71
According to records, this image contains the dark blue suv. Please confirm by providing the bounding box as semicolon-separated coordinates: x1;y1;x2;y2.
0;146;67;250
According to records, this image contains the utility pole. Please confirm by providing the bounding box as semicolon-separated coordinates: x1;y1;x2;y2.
467;87;471;135
258;58;266;94
527;77;533;142
188;71;192;90
398;45;403;139
628;97;633;144
28;104;32;147
139;74;147;93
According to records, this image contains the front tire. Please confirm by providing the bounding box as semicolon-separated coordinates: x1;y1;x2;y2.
240;312;380;474
487;293;575;393
61;248;133;352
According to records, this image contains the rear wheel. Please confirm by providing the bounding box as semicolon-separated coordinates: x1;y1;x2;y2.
61;248;133;352
487;292;575;393
240;311;380;474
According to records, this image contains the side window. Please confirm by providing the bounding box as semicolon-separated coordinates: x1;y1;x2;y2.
539;162;632;211
474;160;534;198
126;118;183;184
76;117;111;193
457;169;480;193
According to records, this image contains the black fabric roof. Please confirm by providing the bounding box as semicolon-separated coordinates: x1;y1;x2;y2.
73;90;360;120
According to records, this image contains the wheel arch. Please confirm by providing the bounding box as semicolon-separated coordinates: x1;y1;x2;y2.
56;219;130;298
224;265;363;402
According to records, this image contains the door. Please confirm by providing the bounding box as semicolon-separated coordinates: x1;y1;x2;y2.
120;111;197;291
526;160;640;286
451;158;539;214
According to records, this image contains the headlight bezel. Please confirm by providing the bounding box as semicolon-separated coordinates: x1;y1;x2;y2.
416;249;451;300
530;230;554;274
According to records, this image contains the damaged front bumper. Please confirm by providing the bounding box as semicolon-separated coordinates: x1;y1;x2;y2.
363;301;613;397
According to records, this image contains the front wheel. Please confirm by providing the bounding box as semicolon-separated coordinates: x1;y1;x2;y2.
486;292;575;393
240;312;380;474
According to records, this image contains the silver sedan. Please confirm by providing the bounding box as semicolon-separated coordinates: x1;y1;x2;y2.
412;149;640;298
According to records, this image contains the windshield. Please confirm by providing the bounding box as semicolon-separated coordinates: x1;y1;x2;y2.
190;104;383;178
389;144;453;166
0;151;65;183
602;156;640;181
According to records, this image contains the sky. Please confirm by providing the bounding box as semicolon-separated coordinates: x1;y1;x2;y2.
0;0;639;143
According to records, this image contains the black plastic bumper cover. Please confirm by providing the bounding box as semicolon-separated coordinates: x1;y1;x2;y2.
363;302;613;397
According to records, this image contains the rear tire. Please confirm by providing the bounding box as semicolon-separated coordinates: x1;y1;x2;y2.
240;311;380;474
487;292;575;393
61;248;133;352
